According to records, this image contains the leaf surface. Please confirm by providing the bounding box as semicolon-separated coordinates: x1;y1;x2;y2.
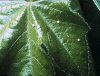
0;0;95;76
93;0;100;11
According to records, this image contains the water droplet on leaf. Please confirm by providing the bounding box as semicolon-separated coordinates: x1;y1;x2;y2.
77;38;80;42
57;20;60;24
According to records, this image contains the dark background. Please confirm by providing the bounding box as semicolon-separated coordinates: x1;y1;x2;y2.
79;0;100;76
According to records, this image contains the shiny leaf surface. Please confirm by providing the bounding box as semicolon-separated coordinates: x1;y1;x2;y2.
0;0;95;76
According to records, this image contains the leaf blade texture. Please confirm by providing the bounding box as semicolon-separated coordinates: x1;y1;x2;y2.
0;0;95;76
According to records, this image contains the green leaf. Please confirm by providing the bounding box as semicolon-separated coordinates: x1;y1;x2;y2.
30;0;95;76
0;2;54;76
0;0;95;76
93;0;100;11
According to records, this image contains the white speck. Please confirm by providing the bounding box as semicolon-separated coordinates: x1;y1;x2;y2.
77;38;80;42
57;20;60;24
32;24;35;27
30;8;42;38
